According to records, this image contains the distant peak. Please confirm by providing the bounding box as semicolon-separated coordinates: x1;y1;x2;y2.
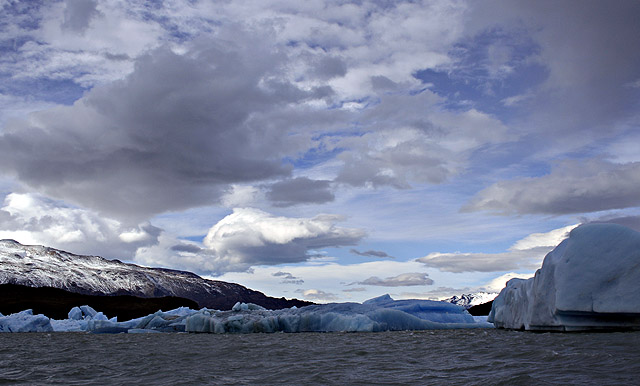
363;294;394;304
0;239;22;245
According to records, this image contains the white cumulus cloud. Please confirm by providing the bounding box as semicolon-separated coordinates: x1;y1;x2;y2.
135;208;366;276
0;192;160;259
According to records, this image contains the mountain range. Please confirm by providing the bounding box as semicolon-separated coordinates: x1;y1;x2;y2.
442;292;498;309
0;239;310;310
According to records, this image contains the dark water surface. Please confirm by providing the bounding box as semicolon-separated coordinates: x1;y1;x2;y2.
1;329;639;385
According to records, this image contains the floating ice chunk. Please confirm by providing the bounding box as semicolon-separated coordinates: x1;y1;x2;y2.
489;224;640;331
79;305;98;319
232;302;266;312
162;306;199;317
92;312;108;321
51;318;87;332
68;307;83;321
0;310;53;332
363;294;475;324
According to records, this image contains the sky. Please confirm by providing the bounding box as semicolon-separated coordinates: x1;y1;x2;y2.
1;0;639;303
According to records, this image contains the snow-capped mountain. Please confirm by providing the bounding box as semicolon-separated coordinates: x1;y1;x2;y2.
0;239;309;310
442;292;498;309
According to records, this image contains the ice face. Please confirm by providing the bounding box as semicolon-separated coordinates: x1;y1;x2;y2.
489;224;640;331
68;307;83;321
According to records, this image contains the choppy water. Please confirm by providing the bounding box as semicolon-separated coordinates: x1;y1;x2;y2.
1;329;639;385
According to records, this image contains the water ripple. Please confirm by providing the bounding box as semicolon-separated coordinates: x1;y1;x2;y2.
0;330;639;385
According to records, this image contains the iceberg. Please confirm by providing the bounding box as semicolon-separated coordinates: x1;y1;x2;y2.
0;309;53;332
1;294;491;333
489;224;640;331
9;294;488;333
184;297;487;333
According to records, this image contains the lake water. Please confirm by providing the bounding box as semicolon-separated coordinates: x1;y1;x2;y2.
1;329;639;385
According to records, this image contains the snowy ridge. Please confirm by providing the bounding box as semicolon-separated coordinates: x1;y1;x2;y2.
0;239;306;310
442;292;498;309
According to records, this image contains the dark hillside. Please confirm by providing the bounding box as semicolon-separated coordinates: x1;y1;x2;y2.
0;283;198;321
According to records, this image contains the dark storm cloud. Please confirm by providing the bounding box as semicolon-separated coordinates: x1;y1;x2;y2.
0;32;333;221
266;177;335;207
349;249;394;259
465;160;640;215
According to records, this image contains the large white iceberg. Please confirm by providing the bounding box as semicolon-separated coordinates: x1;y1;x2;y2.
489;224;640;331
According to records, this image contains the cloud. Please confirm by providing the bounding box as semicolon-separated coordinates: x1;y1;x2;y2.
272;271;304;285
417;224;578;273
0;192;159;259
334;93;510;189
137;208;366;275
482;272;534;293
0;31;338;221
342;287;367;293
135;208;366;275
62;0;101;33
294;289;338;302
467;1;640;146
170;243;202;253
201;208;365;274
464;160;640;215
266;177;335;207
417;249;546;273
579;214;640;233
220;185;261;208
510;224;579;251
355;272;434;287
350;249;394;259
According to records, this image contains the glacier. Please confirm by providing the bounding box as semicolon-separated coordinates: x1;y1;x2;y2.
489;223;640;331
0;295;492;333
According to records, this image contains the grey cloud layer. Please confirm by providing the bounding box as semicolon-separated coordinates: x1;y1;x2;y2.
355;272;434;287
465;160;640;215
0;35;330;220
417;247;550;273
417;224;578;272
469;1;640;142
350;249;394;259
266;178;335;207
